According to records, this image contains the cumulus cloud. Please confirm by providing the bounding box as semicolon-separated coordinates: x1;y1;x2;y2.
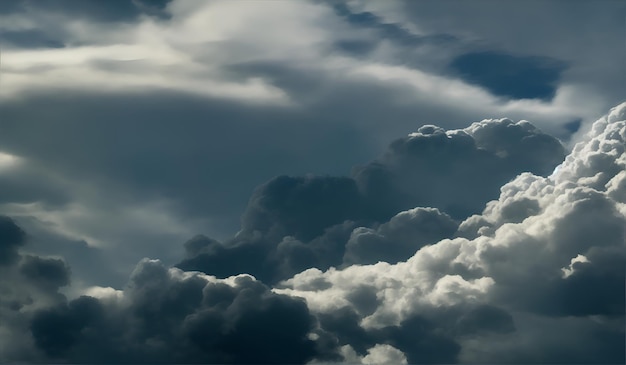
27;259;321;363
1;227;324;363
179;117;565;283
354;118;565;218
343;208;457;265
0;215;72;362
277;102;626;363
0;103;624;363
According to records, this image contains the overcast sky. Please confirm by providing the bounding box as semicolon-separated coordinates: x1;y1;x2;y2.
0;0;624;363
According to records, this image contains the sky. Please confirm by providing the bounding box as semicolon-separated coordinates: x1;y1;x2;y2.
0;0;624;363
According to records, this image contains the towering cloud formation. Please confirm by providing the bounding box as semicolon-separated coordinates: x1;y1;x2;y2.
178;117;565;283
0;103;623;363
278;102;626;363
353;118;565;219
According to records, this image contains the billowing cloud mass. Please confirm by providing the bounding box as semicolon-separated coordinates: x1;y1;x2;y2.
1;103;624;363
178;117;565;283
0;0;624;363
277;103;626;363
29;261;320;364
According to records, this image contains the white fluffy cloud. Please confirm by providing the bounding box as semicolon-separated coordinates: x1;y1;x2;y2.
277;102;626;363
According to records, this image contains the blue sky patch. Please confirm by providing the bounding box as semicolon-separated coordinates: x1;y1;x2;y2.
449;51;567;101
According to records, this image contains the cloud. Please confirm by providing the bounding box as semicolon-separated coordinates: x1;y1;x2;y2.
277;103;626;363
343;208;457;265
330;1;457;53
2;217;326;363
28;259;321;363
360;344;408;365
241;175;366;242
348;0;625;130
0;102;624;363
0;215;26;265
0;216;72;362
0;0;623;361
178;117;565;284
1;0;615;291
1;0;611;133
315;306;461;364
354;118;566;218
0;153;216;292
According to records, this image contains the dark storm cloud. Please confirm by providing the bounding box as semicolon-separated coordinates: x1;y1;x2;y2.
28;259;322;364
449;51;567;101
7;215;129;289
19;255;71;290
549;247;625;316
0;216;74;362
0;215;25;265
178;220;360;284
444;304;516;336
241;175;366;242
343;208;457;265
9;232;325;364
316;304;513;363
353;119;565;219
0;217;72;294
319;308;462;364
178;118;565;284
